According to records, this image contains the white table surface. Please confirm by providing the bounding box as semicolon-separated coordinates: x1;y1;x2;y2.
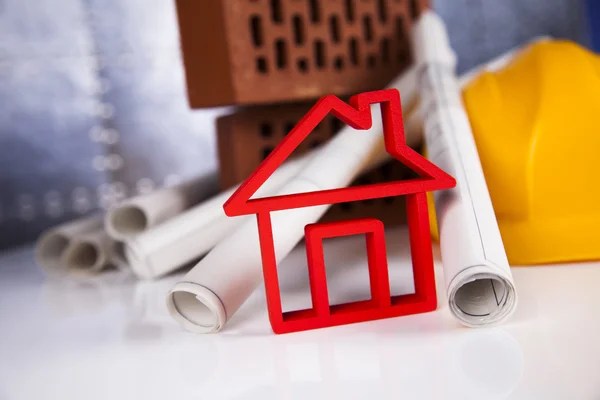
1;227;599;400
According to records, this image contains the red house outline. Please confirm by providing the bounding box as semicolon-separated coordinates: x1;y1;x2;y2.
224;89;456;334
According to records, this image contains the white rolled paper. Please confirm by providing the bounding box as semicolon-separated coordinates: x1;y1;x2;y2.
167;66;420;333
105;175;217;240
413;11;517;327
35;214;104;273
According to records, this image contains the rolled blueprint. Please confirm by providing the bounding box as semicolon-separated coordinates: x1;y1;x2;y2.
105;175;216;240
125;155;312;280
413;11;517;327
61;229;115;275
35;214;104;273
167;67;420;333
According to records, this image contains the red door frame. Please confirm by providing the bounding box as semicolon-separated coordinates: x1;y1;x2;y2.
256;192;437;334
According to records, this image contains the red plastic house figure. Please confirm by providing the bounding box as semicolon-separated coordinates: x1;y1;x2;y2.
224;89;456;334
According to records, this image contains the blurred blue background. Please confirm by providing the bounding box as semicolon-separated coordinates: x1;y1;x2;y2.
585;0;600;52
0;0;589;250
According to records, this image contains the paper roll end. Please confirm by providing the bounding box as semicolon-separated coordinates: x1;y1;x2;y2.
167;282;227;334
449;270;517;328
106;205;149;240
62;240;107;275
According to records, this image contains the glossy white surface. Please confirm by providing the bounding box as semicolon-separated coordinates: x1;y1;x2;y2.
0;227;599;400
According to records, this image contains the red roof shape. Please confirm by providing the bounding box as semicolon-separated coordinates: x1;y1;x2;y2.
224;89;456;216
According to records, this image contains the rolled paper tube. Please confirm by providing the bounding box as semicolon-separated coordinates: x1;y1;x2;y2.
167;66;420;333
413;12;517;326
35;214;104;274
61;229;115;275
105;175;217;240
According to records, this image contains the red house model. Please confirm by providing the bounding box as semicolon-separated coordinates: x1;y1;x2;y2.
224;89;456;334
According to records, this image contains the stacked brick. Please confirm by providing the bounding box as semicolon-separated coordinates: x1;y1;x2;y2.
174;0;429;225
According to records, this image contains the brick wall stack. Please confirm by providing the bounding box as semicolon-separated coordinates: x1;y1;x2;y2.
174;0;429;225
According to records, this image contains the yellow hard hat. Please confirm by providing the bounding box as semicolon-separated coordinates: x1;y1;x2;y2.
459;40;600;265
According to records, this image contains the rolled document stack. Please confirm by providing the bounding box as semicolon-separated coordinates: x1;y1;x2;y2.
412;11;517;326
34;175;218;277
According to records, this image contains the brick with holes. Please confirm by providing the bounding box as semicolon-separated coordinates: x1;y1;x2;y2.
216;101;414;226
216;102;342;189
175;0;429;107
